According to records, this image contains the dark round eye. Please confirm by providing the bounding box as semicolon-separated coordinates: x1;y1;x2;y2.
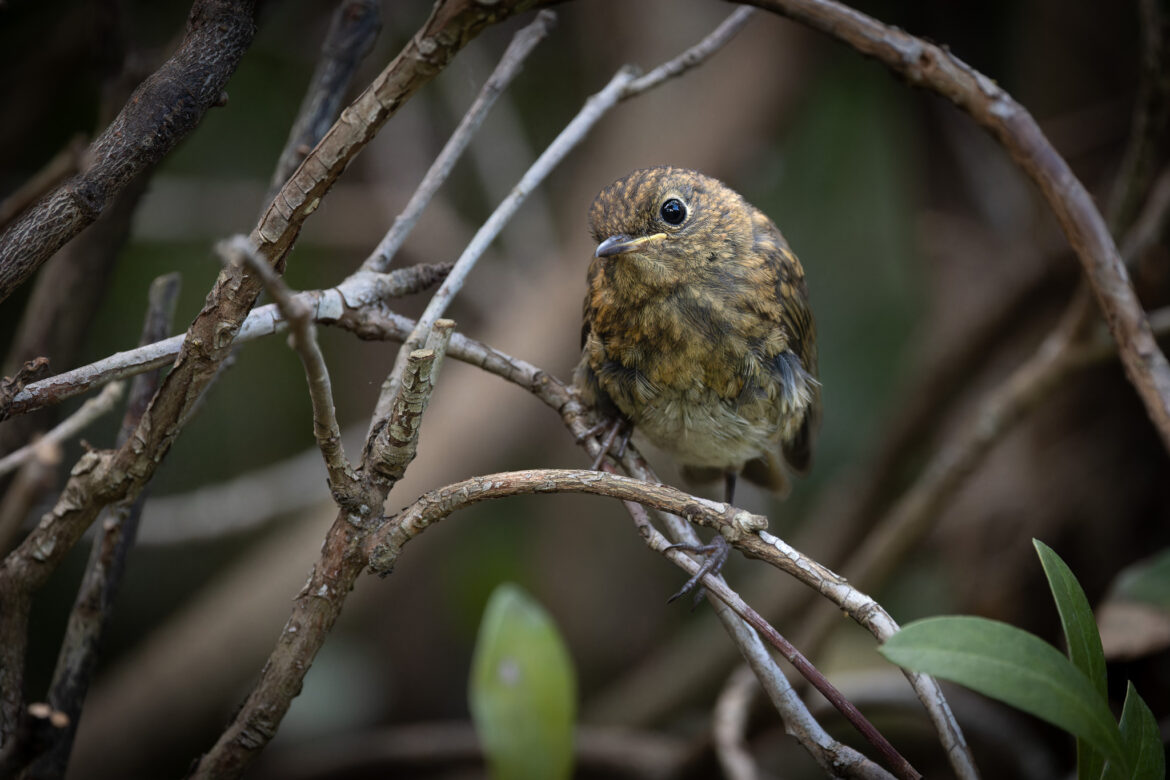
660;198;686;226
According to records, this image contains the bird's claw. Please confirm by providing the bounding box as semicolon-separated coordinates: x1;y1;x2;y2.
666;534;731;606
586;417;631;470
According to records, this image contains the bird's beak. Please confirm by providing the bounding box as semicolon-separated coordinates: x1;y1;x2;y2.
594;233;667;258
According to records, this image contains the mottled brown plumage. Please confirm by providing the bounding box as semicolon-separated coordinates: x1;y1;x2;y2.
575;166;820;496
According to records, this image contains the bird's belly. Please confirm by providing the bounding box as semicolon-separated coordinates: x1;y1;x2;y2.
616;382;779;470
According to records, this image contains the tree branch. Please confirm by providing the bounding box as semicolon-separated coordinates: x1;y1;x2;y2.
0;0;257;303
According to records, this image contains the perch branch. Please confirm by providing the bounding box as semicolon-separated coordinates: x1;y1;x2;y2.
739;0;1170;453
365;468;910;779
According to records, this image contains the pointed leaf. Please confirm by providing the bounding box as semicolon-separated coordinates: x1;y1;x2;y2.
1034;540;1108;780
880;616;1126;768
1102;682;1165;780
469;584;576;780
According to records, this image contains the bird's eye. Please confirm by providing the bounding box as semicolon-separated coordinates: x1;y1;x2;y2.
660;198;686;226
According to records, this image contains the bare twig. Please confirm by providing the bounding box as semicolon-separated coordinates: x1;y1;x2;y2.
740;0;1170;453
0;382;124;479
0;0;256;303
222;235;355;495
361;9;557;273
264;0;382;206
373;6;755;421
2;263;450;419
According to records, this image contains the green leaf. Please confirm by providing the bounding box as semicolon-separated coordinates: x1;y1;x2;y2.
880;616;1126;769
1112;548;1170;610
469;584;576;780
1103;682;1165;780
1034;540;1108;780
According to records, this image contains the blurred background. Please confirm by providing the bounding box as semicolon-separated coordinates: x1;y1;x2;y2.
1;0;1167;777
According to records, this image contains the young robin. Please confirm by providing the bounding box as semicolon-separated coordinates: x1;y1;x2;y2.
575;166;820;597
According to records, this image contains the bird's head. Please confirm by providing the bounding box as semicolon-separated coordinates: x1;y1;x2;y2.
588;166;755;290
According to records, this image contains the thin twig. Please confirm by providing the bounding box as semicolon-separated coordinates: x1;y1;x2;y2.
740;0;1170;453
0;382;124;479
361;9;557;273
373;6;755;422
2;263;450;419
221;235;355;495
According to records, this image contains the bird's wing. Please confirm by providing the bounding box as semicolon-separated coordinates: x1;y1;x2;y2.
751;209;821;473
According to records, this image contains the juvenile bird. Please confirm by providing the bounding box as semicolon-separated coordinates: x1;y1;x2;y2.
575;166;820;596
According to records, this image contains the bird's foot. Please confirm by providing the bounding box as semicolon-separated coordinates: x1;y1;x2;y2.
665;534;730;606
583;417;632;470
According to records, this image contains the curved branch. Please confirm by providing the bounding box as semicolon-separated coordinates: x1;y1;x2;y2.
739;0;1170;453
367;468;905;779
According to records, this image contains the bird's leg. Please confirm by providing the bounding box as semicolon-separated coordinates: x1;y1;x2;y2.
586;417;630;470
665;472;736;604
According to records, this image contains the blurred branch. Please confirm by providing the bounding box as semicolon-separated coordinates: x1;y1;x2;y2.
1107;0;1170;234
0;135;88;231
739;0;1170;454
223;236;356;495
373;6;755;421
264;0;381;206
362;9;557;273
28;274;181;780
0;0;257;303
0;382;124;479
713;664;761;780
